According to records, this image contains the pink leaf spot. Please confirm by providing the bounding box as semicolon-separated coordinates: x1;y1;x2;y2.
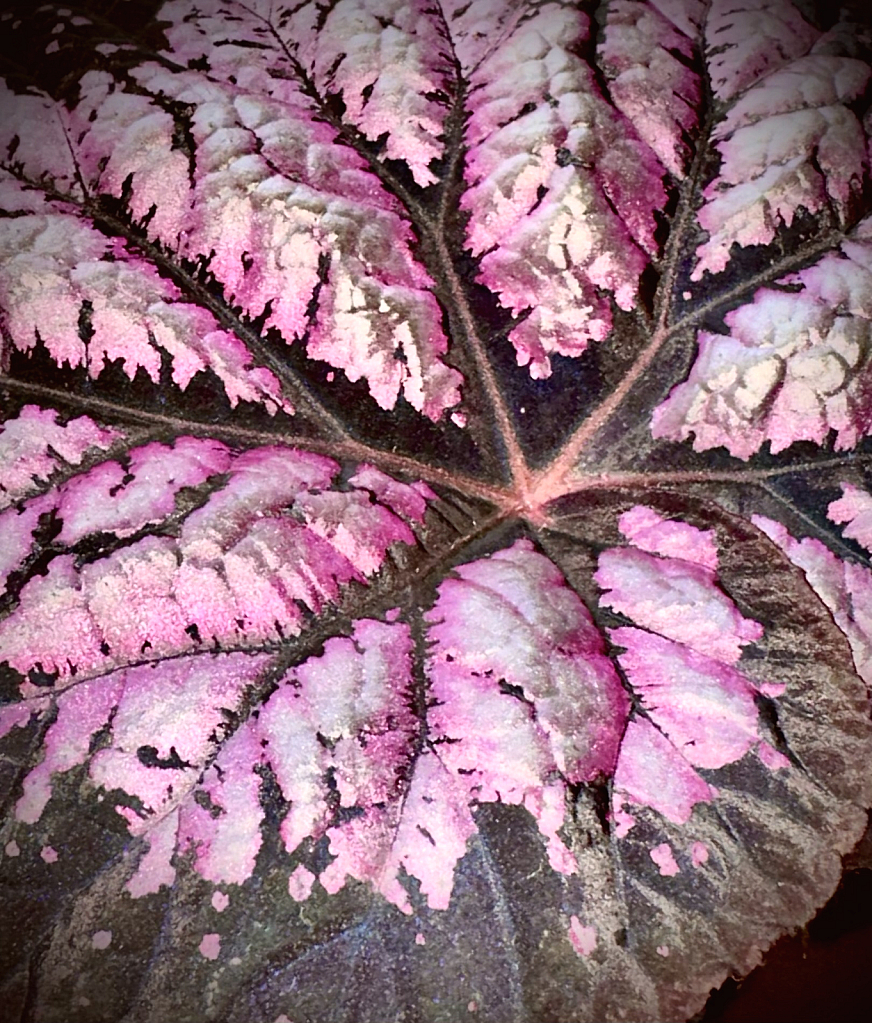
690;841;709;868
4;840;20;857
650;842;680;876
657;945;670;957
40;845;58;863
288;864;316;902
618;505;719;570
199;933;221;960
91;930;112;950
612;804;637;838
758;740;791;771
829;484;872;552
756;681;786;698
415;933;426;946
568;915;597;957
211;891;230;912
468;1001;478;1013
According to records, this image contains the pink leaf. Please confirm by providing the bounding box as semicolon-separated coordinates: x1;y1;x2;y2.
614;716;716;825
428;540;629;785
617;504;719;569
695;43;869;279
610;628;761;770
178;722;265;886
308;0;447;186
53;438;232;544
704;0;819;103
0;446;429;680
16;674;126;825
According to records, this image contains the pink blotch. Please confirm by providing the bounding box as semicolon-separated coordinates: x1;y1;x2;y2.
610;627;761;770
348;464;433;523
177;723;264;886
125;807;179;897
650;842;680;877
55;438;231;545
0;556;106;682
199;933;221;960
568;915;597;958
91;930;112;950
468;1001;478;1013
613;717;715;825
426;540;630;854
758;740;791;771
0;406;119;505
5;840;20;857
16;672;125;825
415;933;426;946
0;501;49;590
829;483;872;553
296;489;415;576
690;842;709;867
288;864;316;903
90;750;188;821
40;846;58;863
212;891;230;912
0;702;33;740
596;547;763;664
618;505;719;570
612;804;636;838
754;513;872;689
657;945;670;957
322;753;476;914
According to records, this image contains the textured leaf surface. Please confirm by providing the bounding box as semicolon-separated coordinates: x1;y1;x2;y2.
655;219;872;456
1;3;871;1022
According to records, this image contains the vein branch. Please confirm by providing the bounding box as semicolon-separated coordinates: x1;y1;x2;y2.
533;227;847;503
0;162;353;441
0;377;511;506
258;4;530;487
425;230;530;486
547;452;872;501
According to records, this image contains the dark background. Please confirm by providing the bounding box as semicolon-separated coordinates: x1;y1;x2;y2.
700;832;872;1022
